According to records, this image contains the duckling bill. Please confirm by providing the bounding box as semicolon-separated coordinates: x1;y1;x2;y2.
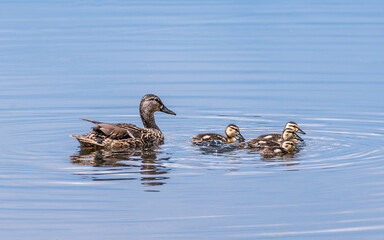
192;124;245;144
70;94;176;150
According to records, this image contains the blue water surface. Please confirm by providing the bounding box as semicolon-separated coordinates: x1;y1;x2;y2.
0;1;384;239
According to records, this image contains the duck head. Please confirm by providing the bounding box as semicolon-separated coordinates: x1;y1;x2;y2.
285;121;305;134
140;94;176;129
225;124;245;143
140;94;176;115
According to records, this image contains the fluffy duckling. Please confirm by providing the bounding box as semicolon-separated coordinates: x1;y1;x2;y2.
261;140;298;158
70;94;176;150
192;124;245;144
252;121;305;142
285;121;306;134
246;128;303;149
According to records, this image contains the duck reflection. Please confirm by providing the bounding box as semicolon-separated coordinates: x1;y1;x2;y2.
195;141;243;155
261;154;300;168
70;148;170;189
247;149;301;168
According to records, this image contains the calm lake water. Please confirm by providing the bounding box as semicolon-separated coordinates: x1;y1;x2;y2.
1;1;384;239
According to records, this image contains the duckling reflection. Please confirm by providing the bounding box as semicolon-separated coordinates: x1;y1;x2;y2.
260;154;300;168
246;141;301;167
196;142;243;155
70;149;170;188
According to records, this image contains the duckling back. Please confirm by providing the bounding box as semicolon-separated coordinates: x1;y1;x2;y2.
261;147;287;158
192;133;228;144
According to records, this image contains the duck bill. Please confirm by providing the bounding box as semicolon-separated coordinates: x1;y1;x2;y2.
297;127;306;134
295;133;304;142
160;105;176;115
236;133;245;143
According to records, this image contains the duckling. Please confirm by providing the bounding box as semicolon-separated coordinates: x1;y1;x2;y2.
192;124;245;144
70;94;176;150
252;121;305;142
246;128;303;149
285;121;306;135
261;140;298;158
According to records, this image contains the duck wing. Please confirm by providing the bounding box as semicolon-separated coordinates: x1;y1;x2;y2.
255;133;281;141
192;133;227;143
80;118;142;139
114;123;143;138
246;139;279;148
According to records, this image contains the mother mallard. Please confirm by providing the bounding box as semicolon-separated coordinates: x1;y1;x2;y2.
70;94;176;150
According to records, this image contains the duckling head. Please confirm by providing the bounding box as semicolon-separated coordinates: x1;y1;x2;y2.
225;124;245;143
140;94;176;116
281;128;304;142
281;140;297;152
285;121;305;134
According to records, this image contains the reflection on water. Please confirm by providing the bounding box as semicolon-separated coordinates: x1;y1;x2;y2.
1;0;384;239
194;141;244;155
70;149;170;189
260;154;300;168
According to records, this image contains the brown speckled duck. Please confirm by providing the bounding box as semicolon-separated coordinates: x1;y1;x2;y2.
254;122;305;142
70;94;176;150
192;124;245;144
261;140;298;158
246;128;303;149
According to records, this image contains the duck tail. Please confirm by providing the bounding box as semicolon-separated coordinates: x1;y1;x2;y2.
79;118;102;125
70;134;104;148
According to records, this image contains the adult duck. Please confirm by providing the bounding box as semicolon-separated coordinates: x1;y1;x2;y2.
70;94;176;150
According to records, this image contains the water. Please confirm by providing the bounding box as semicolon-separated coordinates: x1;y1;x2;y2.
1;0;384;239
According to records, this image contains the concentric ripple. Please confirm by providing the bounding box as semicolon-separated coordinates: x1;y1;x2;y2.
66;111;384;184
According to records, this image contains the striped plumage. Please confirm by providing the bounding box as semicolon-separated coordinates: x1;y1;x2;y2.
285;121;305;135
246;122;305;149
70;94;176;150
246;128;303;148
261;140;298;158
192;124;245;144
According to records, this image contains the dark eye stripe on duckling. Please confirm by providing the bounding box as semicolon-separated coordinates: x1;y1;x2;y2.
228;124;239;131
149;97;160;102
